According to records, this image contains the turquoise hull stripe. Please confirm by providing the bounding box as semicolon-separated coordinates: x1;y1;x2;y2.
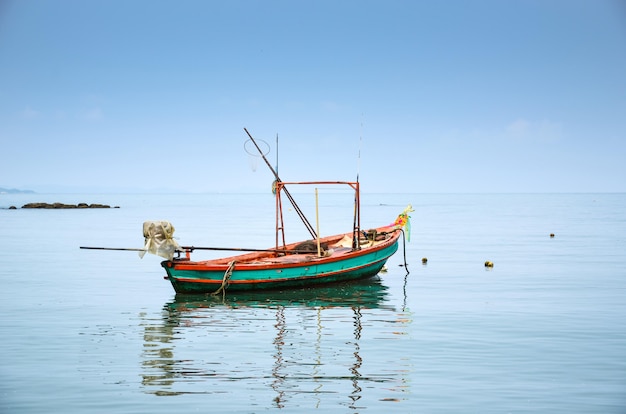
164;240;399;293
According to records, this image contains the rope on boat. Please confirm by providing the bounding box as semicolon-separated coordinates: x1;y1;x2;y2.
399;228;409;273
212;260;236;296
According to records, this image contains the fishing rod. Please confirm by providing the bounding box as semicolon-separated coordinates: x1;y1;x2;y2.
80;245;322;255
80;247;145;252
243;127;317;239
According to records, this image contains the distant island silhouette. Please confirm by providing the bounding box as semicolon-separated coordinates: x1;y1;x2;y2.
0;187;35;194
21;202;115;209
1;187;121;209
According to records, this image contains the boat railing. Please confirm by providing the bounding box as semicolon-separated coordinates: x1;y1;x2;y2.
273;180;361;252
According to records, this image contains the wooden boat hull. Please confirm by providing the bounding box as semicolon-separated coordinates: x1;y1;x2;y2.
161;228;401;294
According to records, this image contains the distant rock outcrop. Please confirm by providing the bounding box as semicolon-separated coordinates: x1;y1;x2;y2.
21;202;118;209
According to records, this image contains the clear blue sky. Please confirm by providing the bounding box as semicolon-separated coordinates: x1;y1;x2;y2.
1;0;625;193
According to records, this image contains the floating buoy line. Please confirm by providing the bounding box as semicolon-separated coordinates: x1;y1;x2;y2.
414;232;557;270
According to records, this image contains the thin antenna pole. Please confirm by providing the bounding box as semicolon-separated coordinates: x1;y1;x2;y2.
357;114;363;182
276;133;279;176
352;117;363;249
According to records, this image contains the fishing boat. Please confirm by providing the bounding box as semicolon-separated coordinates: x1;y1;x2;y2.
156;210;408;294
82;128;412;294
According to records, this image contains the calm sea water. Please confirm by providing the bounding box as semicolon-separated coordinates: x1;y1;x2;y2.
0;192;624;413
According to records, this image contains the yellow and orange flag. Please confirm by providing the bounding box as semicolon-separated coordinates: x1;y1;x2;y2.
392;204;414;242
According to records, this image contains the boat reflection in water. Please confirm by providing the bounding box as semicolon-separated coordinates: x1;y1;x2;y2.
140;277;410;408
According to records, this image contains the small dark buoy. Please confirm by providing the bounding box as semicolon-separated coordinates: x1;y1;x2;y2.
484;261;494;268
421;257;428;264
550;233;555;238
